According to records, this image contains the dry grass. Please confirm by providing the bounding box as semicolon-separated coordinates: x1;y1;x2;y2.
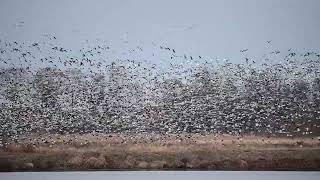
0;133;320;171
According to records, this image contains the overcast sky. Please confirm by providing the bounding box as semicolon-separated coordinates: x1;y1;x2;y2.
0;0;319;64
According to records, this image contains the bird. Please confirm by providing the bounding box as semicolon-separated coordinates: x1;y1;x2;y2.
0;35;317;145
240;49;248;53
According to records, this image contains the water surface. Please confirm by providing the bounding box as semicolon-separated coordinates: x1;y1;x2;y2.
1;171;319;180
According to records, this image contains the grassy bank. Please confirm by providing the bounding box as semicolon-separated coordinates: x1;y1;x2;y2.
0;134;320;171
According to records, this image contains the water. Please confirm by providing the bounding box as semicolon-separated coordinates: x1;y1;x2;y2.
1;171;319;180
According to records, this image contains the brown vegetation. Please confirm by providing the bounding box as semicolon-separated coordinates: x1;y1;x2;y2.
0;133;320;171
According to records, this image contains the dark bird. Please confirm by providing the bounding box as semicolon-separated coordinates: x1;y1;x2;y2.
240;49;248;53
304;52;311;57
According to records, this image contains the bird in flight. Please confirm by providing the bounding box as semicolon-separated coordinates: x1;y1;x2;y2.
240;49;248;53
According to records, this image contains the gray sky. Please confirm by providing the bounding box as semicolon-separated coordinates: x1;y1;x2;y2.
0;0;320;64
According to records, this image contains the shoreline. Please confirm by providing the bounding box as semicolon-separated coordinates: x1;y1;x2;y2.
0;133;320;171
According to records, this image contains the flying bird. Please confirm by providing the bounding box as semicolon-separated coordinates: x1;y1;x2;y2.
240;49;248;53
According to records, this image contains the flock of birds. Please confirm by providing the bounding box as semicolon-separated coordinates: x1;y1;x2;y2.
0;35;320;146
